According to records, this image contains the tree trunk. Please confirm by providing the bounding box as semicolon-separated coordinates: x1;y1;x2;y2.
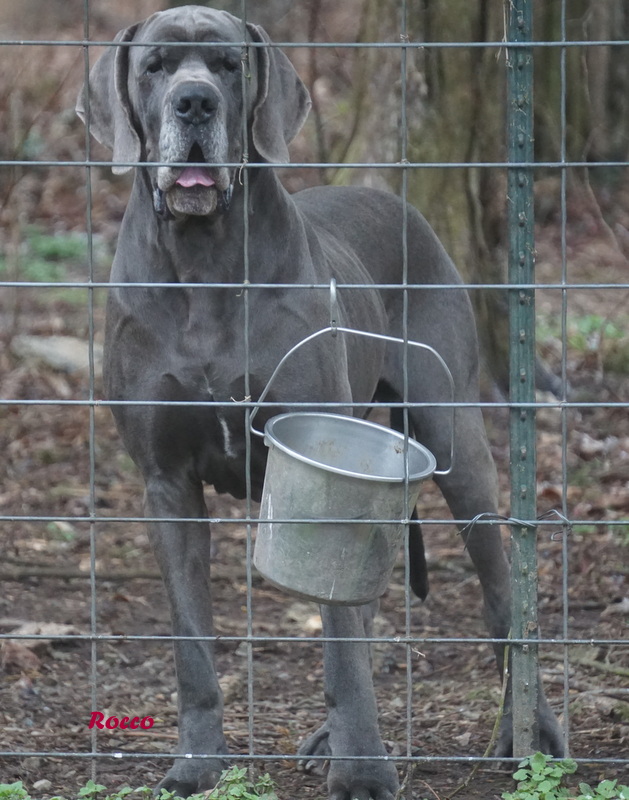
407;0;510;393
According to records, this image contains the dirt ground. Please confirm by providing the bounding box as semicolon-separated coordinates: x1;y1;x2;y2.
0;3;628;799
0;225;628;799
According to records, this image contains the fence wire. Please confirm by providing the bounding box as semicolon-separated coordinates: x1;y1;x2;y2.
1;1;628;798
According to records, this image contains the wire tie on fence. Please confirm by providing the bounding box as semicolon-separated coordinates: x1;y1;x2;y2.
537;508;573;540
507;515;536;529
460;512;534;549
238;156;249;185
462;510;573;548
460;512;507;547
230;395;252;403
236;278;250;297
240;46;251;79
329;278;338;336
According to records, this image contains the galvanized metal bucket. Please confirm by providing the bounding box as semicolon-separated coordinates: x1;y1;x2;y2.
249;294;454;605
254;411;437;605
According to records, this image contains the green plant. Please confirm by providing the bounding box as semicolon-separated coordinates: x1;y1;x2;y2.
77;783;107;799
0;226;111;292
503;753;577;799
502;752;629;800
0;227;85;282
0;768;279;800
0;782;29;800
537;313;628;352
572;314;624;342
28;229;87;263
207;767;279;800
571;524;598;537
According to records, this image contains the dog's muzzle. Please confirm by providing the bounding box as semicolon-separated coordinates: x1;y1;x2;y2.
155;132;233;219
153;183;233;220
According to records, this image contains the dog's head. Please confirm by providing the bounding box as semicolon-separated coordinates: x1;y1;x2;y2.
76;5;311;218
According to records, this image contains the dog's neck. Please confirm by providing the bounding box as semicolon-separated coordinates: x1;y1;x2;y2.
126;167;306;285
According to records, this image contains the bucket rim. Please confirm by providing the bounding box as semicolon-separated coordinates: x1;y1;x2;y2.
263;412;437;483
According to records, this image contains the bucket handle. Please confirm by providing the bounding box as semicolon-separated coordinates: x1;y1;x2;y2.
249;327;455;478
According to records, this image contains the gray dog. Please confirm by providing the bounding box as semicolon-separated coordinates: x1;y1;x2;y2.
77;6;563;799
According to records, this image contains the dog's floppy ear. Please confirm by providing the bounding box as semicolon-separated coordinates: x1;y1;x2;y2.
76;24;141;175
247;23;311;164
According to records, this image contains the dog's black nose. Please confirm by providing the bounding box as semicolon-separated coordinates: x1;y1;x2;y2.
173;83;218;125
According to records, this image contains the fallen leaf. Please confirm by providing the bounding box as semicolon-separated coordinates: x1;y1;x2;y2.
0;641;42;673
284;602;322;634
7;621;82;650
576;432;608;459
537;483;562;504
601;597;629;618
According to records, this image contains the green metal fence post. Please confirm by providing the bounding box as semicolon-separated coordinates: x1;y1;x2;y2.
506;0;541;756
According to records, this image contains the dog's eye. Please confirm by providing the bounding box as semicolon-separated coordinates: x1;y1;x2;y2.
145;59;163;75
222;57;239;73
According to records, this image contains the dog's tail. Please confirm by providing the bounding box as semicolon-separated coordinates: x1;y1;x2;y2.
408;508;429;601
389;408;429;601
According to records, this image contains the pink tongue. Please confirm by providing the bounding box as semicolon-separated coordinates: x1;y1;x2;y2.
176;167;215;188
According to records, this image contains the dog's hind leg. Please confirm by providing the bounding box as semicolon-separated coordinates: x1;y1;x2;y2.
410;402;565;757
145;476;228;796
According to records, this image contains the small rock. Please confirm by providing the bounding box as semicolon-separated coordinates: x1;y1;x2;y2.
11;335;103;374
455;731;472;748
33;780;52;792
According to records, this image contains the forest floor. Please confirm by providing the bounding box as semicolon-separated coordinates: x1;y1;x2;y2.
0;218;627;800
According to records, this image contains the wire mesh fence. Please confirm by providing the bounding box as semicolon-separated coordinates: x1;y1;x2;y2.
0;1;628;798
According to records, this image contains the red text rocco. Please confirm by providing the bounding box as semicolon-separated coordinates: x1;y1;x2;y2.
89;711;154;730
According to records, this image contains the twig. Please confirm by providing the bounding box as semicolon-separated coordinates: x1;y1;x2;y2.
544;651;629;679
580;169;626;258
448;637;511;799
0;567;161;581
1;59;80;213
394;764;410;800
417;778;442;800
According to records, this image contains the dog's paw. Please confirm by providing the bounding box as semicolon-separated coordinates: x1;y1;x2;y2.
298;724;399;799
495;699;565;759
155;758;225;798
327;759;399;800
297;722;331;776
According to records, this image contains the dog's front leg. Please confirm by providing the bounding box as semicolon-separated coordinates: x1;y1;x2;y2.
145;478;228;796
311;604;399;800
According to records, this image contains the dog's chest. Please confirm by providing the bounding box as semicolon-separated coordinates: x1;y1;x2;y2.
142;361;264;497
